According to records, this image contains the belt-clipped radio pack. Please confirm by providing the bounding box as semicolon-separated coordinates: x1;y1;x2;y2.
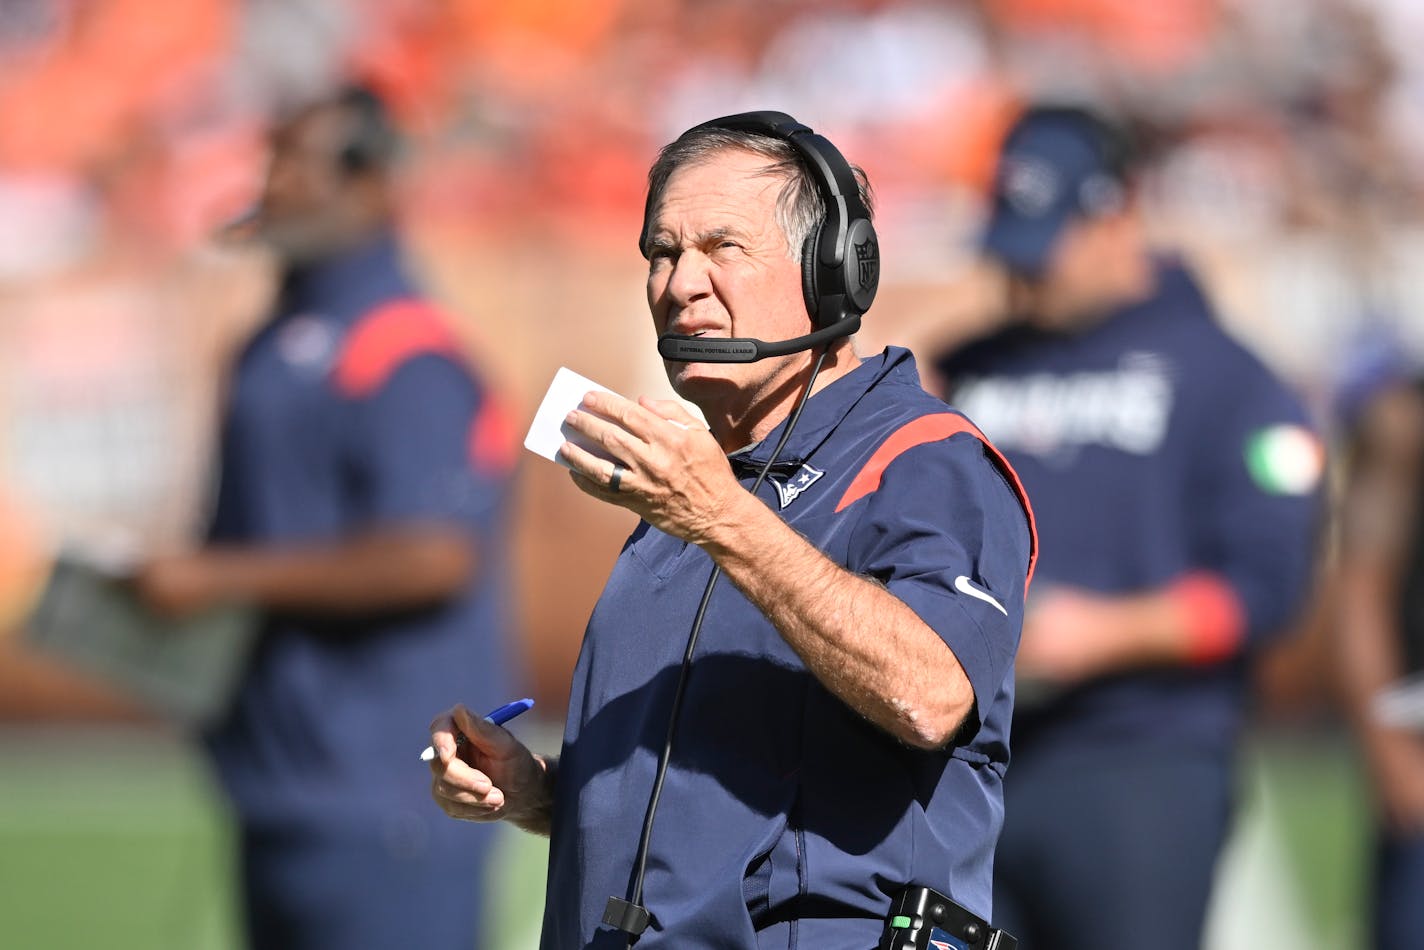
880;885;1018;950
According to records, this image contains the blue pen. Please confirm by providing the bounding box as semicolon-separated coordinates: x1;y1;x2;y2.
420;697;535;762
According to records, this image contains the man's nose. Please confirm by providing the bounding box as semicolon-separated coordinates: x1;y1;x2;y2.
666;250;713;305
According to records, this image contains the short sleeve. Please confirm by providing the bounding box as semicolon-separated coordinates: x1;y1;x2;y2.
341;352;514;534
844;432;1033;733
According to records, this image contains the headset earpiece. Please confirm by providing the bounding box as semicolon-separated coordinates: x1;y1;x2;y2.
840;214;879;319
801;228;821;321
334;86;397;177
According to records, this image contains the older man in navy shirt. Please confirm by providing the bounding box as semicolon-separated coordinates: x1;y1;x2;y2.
430;113;1036;948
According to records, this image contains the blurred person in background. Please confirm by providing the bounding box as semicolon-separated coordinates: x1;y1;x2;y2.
933;104;1324;950
1334;338;1424;950
429;112;1036;947
133;85;516;949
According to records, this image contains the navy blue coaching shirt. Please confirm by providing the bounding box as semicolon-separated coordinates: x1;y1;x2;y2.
937;257;1321;757
543;347;1036;948
205;231;514;834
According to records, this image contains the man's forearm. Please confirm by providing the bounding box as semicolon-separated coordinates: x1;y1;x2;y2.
202;527;476;614
1018;576;1249;684
1101;583;1237;666
698;493;974;749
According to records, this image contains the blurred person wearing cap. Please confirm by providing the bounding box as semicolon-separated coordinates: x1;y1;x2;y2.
133;86;516;949
1332;331;1424;950
933;104;1324;949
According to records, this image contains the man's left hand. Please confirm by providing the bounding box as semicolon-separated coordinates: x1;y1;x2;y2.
1018;585;1200;683
132;553;222;619
560;391;742;545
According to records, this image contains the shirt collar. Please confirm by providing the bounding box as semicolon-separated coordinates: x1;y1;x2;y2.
277;230;407;317
728;346;919;473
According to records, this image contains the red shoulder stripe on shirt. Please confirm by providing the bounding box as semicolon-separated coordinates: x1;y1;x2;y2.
834;412;1039;592
333;299;460;398
468;394;517;475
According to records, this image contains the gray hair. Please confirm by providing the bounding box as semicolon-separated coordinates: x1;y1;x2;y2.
640;126;873;262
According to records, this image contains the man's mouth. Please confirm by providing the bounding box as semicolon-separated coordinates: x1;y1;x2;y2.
665;312;722;338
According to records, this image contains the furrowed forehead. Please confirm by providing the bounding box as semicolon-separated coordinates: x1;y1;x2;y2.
650;153;787;225
641;137;805;255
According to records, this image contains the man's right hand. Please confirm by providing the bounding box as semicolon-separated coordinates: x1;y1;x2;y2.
428;703;555;836
1369;730;1424;835
132;553;223;619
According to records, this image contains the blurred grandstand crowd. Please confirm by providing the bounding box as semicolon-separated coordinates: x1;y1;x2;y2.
3;0;1423;283
0;0;1422;834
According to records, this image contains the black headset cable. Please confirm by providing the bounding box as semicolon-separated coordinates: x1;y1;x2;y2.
607;345;834;946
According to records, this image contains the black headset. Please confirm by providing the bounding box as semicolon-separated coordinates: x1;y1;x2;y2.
334;85;399;175
644;111;880;364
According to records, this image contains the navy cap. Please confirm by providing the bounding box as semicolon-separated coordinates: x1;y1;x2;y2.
982;107;1128;276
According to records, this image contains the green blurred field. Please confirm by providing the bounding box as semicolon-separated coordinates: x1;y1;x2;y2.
0;724;550;950
0;723;1370;950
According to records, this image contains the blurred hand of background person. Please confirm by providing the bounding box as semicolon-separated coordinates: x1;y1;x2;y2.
132;527;477;621
1018;586;1189;685
1368;730;1424;834
131;551;221;620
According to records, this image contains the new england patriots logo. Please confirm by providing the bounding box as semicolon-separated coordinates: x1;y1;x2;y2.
770;464;824;509
928;927;972;950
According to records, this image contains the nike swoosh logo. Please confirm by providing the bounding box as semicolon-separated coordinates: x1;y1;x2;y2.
954;575;1007;616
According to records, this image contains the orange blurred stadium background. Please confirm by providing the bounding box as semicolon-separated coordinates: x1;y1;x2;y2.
1;0;1419;946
